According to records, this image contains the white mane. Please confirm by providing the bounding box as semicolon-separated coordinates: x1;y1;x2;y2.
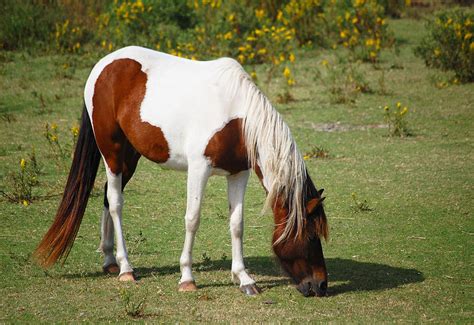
216;59;307;244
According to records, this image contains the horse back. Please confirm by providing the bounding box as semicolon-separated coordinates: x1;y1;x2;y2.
84;46;249;174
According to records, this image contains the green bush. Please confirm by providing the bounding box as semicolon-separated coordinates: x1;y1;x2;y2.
415;8;474;82
0;1;59;51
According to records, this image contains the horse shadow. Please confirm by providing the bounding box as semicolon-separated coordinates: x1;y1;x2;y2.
67;256;424;295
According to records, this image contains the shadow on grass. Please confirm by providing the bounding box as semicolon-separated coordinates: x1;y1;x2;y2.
64;256;423;295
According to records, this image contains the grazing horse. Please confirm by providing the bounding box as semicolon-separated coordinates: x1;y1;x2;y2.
34;46;328;297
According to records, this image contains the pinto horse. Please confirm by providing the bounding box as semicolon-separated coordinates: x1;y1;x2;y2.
34;46;328;297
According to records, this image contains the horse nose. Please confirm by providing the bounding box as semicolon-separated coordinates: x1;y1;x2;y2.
315;280;327;297
297;281;316;297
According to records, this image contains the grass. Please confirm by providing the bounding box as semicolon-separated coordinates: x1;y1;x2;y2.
1;18;473;322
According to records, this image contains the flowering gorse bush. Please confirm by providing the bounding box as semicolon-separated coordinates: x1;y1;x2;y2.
415;8;474;82
334;0;394;62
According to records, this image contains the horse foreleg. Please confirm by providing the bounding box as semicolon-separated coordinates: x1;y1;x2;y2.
227;170;261;295
178;161;211;292
105;167;134;281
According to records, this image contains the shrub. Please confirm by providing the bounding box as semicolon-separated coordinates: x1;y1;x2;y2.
0;1;58;51
332;0;395;62
415;8;474;82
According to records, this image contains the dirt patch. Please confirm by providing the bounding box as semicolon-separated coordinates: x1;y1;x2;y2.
306;122;388;132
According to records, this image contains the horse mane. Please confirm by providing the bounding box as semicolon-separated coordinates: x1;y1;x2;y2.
215;59;307;244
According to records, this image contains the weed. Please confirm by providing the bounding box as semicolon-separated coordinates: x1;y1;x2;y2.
0;113;17;123
1;150;40;205
32;91;50;115
220;252;228;262
351;192;373;212
119;288;146;318
303;146;330;160
321;58;371;104
125;230;147;255
383;101;411;137
202;252;211;265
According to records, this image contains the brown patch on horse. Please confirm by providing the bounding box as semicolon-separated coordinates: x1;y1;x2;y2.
204;118;249;174
92;58;169;173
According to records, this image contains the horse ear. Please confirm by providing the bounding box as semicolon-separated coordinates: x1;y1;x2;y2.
318;188;324;196
306;197;326;215
306;198;319;215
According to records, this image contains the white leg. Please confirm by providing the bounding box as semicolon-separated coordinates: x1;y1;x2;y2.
179;161;211;290
227;170;257;290
98;207;118;271
105;167;134;279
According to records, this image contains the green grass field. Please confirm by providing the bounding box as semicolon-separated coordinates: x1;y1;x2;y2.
1;18;473;322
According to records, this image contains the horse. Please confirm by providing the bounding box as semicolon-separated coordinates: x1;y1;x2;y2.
34;46;329;297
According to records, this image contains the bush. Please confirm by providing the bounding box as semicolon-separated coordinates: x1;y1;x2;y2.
332;0;395;62
0;1;58;51
415;8;474;82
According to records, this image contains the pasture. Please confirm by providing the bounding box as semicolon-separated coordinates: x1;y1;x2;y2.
0;18;473;322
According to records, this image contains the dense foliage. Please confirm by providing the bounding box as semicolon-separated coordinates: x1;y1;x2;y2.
415;8;474;82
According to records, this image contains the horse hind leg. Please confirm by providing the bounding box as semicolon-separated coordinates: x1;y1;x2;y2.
100;144;141;275
227;170;261;295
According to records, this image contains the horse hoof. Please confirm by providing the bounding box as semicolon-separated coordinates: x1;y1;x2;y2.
240;284;261;296
103;263;120;274
178;281;198;292
118;272;136;282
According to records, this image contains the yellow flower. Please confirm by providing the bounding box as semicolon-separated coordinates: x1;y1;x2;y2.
71;126;79;137
396;102;401;108
227;13;235;22
20;158;26;170
287;78;295;86
257;48;267;55
255;9;264;20
303;155;310;160
365;38;374;46
277;10;283;21
289;53;295;63
352;17;358;24
321;59;329;66
464;33;472;40
238;54;245;63
400;107;408;116
340;30;348;39
250;71;257;80
22;200;29;206
470;42;474;51
223;31;233;40
369;51;377;59
383;105;389;111
434;48;441;57
283;67;291;78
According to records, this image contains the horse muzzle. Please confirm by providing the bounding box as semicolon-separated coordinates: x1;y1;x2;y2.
297;279;328;297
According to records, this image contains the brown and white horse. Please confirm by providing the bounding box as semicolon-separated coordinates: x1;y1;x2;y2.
35;46;328;297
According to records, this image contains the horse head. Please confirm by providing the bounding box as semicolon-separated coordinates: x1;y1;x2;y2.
272;188;328;297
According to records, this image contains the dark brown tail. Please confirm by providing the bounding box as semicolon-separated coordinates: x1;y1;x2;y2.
34;105;101;267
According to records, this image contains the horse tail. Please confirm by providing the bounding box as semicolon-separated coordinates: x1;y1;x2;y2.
34;105;101;267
